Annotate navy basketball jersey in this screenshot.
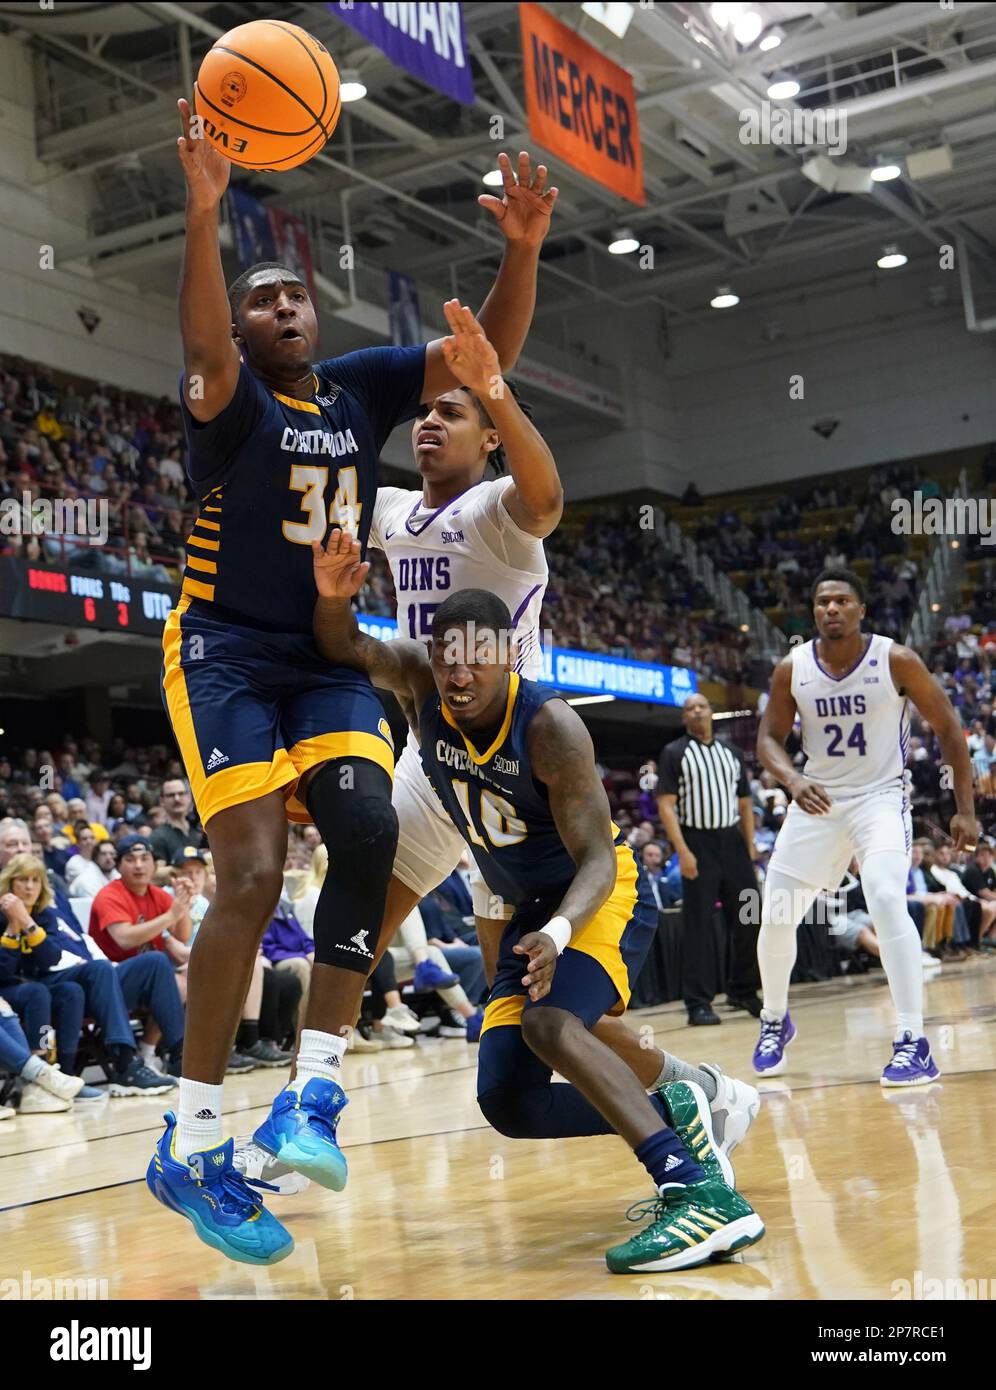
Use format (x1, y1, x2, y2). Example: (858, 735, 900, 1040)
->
(178, 345, 425, 633)
(418, 673, 617, 908)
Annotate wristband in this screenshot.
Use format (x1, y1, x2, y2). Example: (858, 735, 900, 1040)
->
(540, 915, 572, 955)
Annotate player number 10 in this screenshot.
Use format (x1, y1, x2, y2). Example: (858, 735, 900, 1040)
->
(452, 780, 527, 848)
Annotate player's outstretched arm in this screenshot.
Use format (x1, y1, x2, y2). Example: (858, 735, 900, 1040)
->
(438, 300, 563, 537)
(890, 644, 980, 850)
(175, 97, 240, 422)
(311, 531, 433, 727)
(757, 657, 832, 815)
(421, 152, 557, 400)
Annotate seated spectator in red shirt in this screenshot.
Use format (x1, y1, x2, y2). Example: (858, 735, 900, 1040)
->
(89, 836, 193, 1001)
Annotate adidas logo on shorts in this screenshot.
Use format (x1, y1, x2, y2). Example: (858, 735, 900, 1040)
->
(206, 747, 229, 771)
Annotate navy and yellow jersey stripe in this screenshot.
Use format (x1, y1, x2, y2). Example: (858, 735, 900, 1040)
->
(177, 345, 425, 634)
(417, 673, 641, 910)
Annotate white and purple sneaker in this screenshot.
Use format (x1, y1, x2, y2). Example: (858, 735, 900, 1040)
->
(880, 1032, 941, 1088)
(752, 1012, 796, 1076)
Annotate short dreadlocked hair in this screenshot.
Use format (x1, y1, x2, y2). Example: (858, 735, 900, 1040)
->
(464, 380, 534, 476)
(226, 262, 306, 320)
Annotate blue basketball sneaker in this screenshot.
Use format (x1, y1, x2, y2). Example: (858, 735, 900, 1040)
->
(881, 1032, 941, 1087)
(147, 1112, 293, 1265)
(253, 1077, 349, 1191)
(752, 1011, 796, 1076)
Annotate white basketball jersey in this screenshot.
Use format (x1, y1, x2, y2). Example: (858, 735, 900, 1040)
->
(369, 478, 548, 678)
(790, 633, 910, 799)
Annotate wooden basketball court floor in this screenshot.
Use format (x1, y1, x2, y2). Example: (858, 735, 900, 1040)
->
(2, 961, 994, 1301)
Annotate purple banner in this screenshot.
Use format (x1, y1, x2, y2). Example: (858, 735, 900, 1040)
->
(327, 2, 474, 105)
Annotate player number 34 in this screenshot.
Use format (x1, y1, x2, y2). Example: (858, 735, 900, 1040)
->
(282, 464, 362, 543)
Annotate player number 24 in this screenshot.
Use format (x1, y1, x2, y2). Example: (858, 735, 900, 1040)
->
(282, 464, 362, 544)
(824, 722, 867, 757)
(452, 780, 527, 849)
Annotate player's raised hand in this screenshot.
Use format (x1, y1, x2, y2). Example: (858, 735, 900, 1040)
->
(513, 931, 558, 1001)
(440, 300, 502, 399)
(312, 530, 370, 600)
(787, 773, 833, 815)
(950, 812, 982, 854)
(479, 151, 558, 247)
(176, 97, 231, 210)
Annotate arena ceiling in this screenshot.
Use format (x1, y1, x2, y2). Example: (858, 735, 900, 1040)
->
(5, 1, 996, 382)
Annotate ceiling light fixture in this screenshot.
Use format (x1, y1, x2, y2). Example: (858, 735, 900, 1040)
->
(608, 228, 640, 254)
(877, 246, 908, 269)
(339, 69, 367, 102)
(711, 287, 740, 308)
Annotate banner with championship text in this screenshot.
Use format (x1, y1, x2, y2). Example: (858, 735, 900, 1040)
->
(328, 1, 474, 104)
(518, 2, 645, 206)
(358, 615, 695, 706)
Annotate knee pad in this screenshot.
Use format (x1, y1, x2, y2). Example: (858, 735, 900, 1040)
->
(306, 758, 399, 888)
(306, 758, 399, 972)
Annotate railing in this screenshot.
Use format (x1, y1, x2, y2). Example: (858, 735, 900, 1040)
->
(655, 511, 788, 665)
(907, 469, 970, 649)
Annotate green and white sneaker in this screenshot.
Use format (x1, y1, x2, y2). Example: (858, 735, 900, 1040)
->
(654, 1079, 735, 1187)
(605, 1179, 765, 1273)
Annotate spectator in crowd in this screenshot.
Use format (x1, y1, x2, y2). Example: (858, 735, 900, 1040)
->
(85, 770, 113, 827)
(930, 841, 996, 946)
(0, 852, 178, 1094)
(961, 840, 996, 948)
(148, 778, 202, 866)
(61, 798, 109, 843)
(261, 895, 314, 1039)
(89, 835, 193, 993)
(0, 995, 85, 1114)
(641, 840, 682, 910)
(65, 823, 118, 897)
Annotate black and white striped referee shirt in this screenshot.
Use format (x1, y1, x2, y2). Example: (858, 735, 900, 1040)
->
(656, 734, 748, 830)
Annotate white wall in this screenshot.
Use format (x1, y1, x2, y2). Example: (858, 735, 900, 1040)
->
(667, 271, 996, 492)
(0, 34, 181, 394)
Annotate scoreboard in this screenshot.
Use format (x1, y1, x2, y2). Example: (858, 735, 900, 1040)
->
(0, 558, 175, 637)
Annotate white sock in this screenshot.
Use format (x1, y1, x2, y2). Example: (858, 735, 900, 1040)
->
(293, 1029, 346, 1090)
(175, 1079, 225, 1160)
(139, 1043, 157, 1068)
(758, 867, 822, 1016)
(860, 851, 924, 1041)
(20, 1054, 46, 1083)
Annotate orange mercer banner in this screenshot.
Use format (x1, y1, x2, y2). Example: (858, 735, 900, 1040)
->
(519, 2, 645, 206)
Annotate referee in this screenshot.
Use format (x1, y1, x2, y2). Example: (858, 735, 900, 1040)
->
(656, 693, 761, 1026)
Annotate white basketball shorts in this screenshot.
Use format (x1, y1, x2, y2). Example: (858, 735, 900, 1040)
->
(767, 784, 913, 890)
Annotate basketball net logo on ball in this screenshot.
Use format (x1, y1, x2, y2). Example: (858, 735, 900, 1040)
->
(193, 19, 341, 172)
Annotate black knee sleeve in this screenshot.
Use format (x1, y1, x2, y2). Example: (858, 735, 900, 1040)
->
(477, 1086, 539, 1140)
(306, 757, 399, 974)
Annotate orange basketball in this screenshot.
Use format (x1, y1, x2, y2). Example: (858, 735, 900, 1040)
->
(193, 19, 340, 172)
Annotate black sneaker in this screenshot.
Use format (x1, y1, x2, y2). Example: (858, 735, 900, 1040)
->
(726, 995, 763, 1018)
(226, 1049, 256, 1074)
(242, 1039, 293, 1068)
(688, 1005, 722, 1026)
(109, 1059, 177, 1097)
